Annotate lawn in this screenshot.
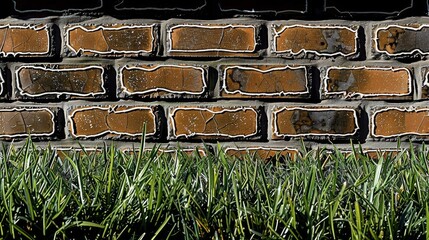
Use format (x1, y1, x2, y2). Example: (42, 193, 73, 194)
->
(1, 138, 429, 239)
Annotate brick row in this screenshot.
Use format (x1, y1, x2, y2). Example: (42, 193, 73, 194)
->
(3, 20, 429, 59)
(0, 62, 424, 101)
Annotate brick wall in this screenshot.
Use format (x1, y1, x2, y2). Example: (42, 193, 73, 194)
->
(1, 0, 429, 158)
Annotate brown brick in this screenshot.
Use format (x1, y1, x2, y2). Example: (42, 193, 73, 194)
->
(272, 24, 358, 57)
(272, 106, 359, 139)
(421, 67, 429, 99)
(220, 65, 309, 98)
(225, 147, 299, 160)
(0, 108, 55, 138)
(69, 106, 159, 139)
(375, 25, 429, 57)
(119, 64, 207, 98)
(323, 66, 412, 99)
(16, 65, 105, 99)
(167, 24, 259, 57)
(66, 24, 156, 56)
(0, 25, 50, 57)
(121, 147, 207, 157)
(371, 107, 429, 138)
(169, 106, 260, 140)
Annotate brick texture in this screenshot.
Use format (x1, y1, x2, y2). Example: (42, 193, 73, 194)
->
(0, 2, 428, 151)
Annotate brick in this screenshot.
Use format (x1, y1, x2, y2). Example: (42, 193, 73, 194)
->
(114, 0, 206, 11)
(421, 67, 429, 99)
(118, 64, 207, 98)
(271, 24, 358, 57)
(167, 24, 259, 57)
(0, 108, 55, 138)
(325, 0, 413, 17)
(121, 147, 207, 157)
(272, 106, 359, 139)
(218, 0, 307, 14)
(66, 24, 156, 56)
(0, 25, 50, 57)
(169, 106, 261, 140)
(15, 65, 106, 99)
(375, 25, 429, 57)
(69, 106, 160, 139)
(220, 65, 310, 98)
(371, 107, 429, 138)
(225, 147, 299, 160)
(13, 0, 103, 12)
(322, 66, 412, 99)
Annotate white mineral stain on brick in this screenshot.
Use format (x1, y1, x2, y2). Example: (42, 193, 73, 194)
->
(221, 65, 309, 96)
(167, 24, 257, 53)
(0, 108, 55, 137)
(16, 65, 106, 97)
(375, 24, 429, 56)
(66, 24, 155, 55)
(69, 106, 156, 138)
(272, 107, 359, 137)
(272, 24, 358, 56)
(119, 65, 207, 95)
(323, 66, 412, 98)
(371, 107, 429, 138)
(0, 25, 50, 56)
(169, 107, 259, 138)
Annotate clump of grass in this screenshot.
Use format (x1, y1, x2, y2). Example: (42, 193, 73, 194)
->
(1, 139, 429, 239)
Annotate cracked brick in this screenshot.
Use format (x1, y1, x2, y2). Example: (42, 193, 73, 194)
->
(69, 105, 161, 140)
(0, 25, 50, 57)
(169, 106, 261, 140)
(0, 108, 56, 138)
(119, 64, 207, 98)
(15, 65, 106, 99)
(66, 24, 156, 57)
(220, 65, 310, 99)
(167, 23, 260, 57)
(225, 147, 299, 160)
(271, 24, 358, 58)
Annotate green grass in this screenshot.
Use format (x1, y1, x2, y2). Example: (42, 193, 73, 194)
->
(1, 139, 429, 239)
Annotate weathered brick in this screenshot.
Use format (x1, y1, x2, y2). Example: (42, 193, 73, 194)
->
(272, 106, 359, 139)
(0, 108, 55, 138)
(118, 64, 207, 98)
(169, 106, 261, 140)
(114, 0, 206, 11)
(15, 65, 106, 99)
(0, 25, 50, 57)
(218, 0, 307, 14)
(421, 67, 429, 99)
(371, 107, 429, 138)
(167, 23, 259, 57)
(271, 24, 358, 57)
(225, 147, 299, 160)
(66, 24, 156, 56)
(69, 105, 160, 139)
(13, 0, 103, 12)
(121, 147, 207, 157)
(220, 65, 310, 98)
(325, 0, 413, 17)
(322, 66, 412, 99)
(375, 25, 429, 57)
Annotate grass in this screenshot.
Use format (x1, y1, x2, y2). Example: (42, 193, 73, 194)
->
(1, 138, 429, 239)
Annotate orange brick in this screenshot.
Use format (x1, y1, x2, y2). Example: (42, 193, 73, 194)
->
(69, 106, 160, 139)
(66, 24, 156, 56)
(0, 25, 50, 57)
(169, 106, 261, 140)
(323, 66, 412, 99)
(0, 108, 55, 138)
(225, 147, 299, 160)
(167, 24, 259, 57)
(272, 24, 358, 57)
(372, 107, 429, 138)
(220, 65, 309, 98)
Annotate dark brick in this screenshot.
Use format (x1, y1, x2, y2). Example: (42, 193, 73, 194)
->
(13, 0, 103, 12)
